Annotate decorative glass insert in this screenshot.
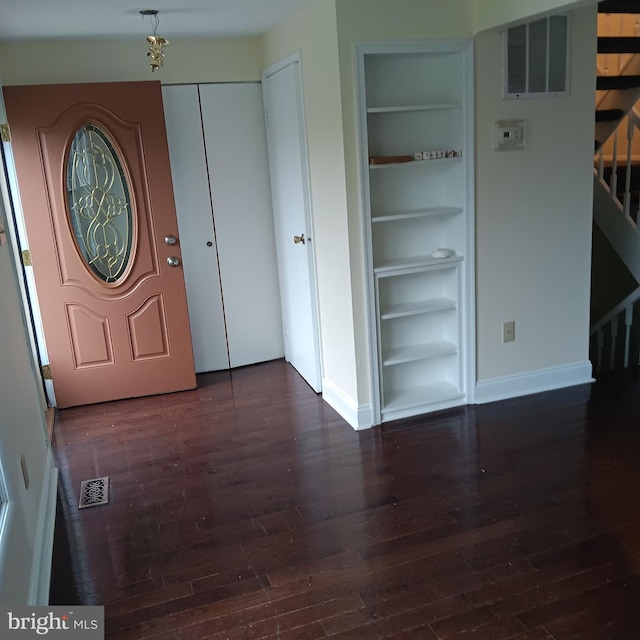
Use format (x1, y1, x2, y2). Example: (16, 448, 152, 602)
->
(66, 124, 133, 283)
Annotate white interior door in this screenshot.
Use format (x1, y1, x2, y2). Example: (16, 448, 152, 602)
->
(162, 85, 229, 373)
(262, 56, 322, 392)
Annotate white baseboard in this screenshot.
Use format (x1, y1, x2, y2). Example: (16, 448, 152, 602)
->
(475, 361, 594, 405)
(28, 448, 58, 605)
(322, 377, 373, 430)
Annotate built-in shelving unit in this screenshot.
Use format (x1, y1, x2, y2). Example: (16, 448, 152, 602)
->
(357, 41, 475, 425)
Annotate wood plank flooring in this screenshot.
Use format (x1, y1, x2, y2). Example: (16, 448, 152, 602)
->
(50, 360, 640, 639)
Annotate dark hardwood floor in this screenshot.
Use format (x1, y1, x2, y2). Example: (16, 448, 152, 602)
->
(50, 360, 640, 639)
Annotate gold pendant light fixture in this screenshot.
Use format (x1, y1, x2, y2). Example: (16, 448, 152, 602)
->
(139, 9, 168, 72)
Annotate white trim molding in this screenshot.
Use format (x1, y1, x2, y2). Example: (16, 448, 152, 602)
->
(475, 361, 594, 405)
(322, 377, 373, 431)
(28, 449, 58, 605)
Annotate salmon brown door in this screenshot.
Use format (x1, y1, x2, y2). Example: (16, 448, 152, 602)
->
(4, 81, 196, 407)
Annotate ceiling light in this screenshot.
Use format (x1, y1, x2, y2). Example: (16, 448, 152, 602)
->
(139, 9, 168, 72)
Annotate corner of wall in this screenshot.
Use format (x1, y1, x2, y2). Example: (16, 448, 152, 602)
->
(322, 377, 373, 430)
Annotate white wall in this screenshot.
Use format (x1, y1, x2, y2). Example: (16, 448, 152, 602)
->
(0, 173, 53, 603)
(0, 37, 263, 85)
(263, 0, 597, 422)
(474, 5, 597, 384)
(0, 0, 599, 432)
(263, 1, 361, 418)
(262, 0, 475, 421)
(473, 0, 595, 32)
(0, 0, 599, 605)
(335, 0, 475, 411)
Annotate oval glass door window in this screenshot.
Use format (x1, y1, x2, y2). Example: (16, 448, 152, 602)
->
(66, 124, 133, 283)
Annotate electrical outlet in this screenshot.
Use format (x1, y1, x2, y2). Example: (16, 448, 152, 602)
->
(503, 321, 515, 343)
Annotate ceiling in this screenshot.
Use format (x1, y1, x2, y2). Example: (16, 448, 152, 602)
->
(0, 0, 312, 41)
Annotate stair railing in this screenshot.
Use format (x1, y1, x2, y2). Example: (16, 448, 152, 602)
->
(595, 105, 640, 227)
(591, 285, 640, 373)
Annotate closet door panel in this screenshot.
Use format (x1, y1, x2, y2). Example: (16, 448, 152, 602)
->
(199, 83, 284, 368)
(162, 85, 229, 373)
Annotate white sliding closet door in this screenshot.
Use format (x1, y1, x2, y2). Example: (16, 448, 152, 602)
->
(163, 83, 283, 372)
(162, 84, 228, 373)
(199, 84, 283, 368)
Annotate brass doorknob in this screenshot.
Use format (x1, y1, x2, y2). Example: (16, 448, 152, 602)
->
(294, 233, 305, 245)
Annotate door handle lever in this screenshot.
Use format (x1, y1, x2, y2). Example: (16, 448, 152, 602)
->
(294, 233, 305, 245)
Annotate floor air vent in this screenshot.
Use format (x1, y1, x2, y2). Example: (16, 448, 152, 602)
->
(78, 476, 110, 509)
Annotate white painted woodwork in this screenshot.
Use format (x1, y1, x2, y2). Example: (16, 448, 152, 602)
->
(0, 79, 54, 405)
(262, 57, 322, 392)
(0, 92, 55, 601)
(590, 285, 640, 373)
(593, 111, 640, 371)
(163, 83, 284, 372)
(199, 83, 283, 368)
(162, 85, 229, 373)
(356, 41, 475, 424)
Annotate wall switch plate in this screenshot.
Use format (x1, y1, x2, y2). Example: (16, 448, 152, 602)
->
(503, 320, 515, 343)
(495, 120, 525, 151)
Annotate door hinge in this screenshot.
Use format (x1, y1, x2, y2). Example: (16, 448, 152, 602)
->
(0, 123, 11, 143)
(41, 364, 52, 380)
(265, 108, 270, 127)
(21, 249, 32, 266)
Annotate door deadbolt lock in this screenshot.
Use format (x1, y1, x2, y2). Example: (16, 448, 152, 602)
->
(167, 256, 181, 267)
(294, 233, 305, 245)
(164, 234, 178, 246)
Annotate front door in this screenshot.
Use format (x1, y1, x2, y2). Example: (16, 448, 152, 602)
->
(4, 81, 196, 408)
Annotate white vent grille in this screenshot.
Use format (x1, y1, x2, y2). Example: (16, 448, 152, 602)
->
(505, 15, 569, 98)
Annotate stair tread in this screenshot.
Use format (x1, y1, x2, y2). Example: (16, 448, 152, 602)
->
(598, 0, 640, 14)
(598, 36, 640, 54)
(596, 108, 625, 122)
(597, 75, 640, 90)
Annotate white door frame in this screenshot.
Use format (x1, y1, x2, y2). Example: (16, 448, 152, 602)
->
(261, 51, 323, 391)
(0, 80, 54, 407)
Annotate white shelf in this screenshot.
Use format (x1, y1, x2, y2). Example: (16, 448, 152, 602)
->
(382, 382, 464, 413)
(370, 156, 462, 170)
(367, 103, 461, 114)
(374, 254, 462, 273)
(382, 340, 457, 366)
(380, 297, 456, 320)
(372, 206, 462, 223)
(358, 41, 473, 425)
